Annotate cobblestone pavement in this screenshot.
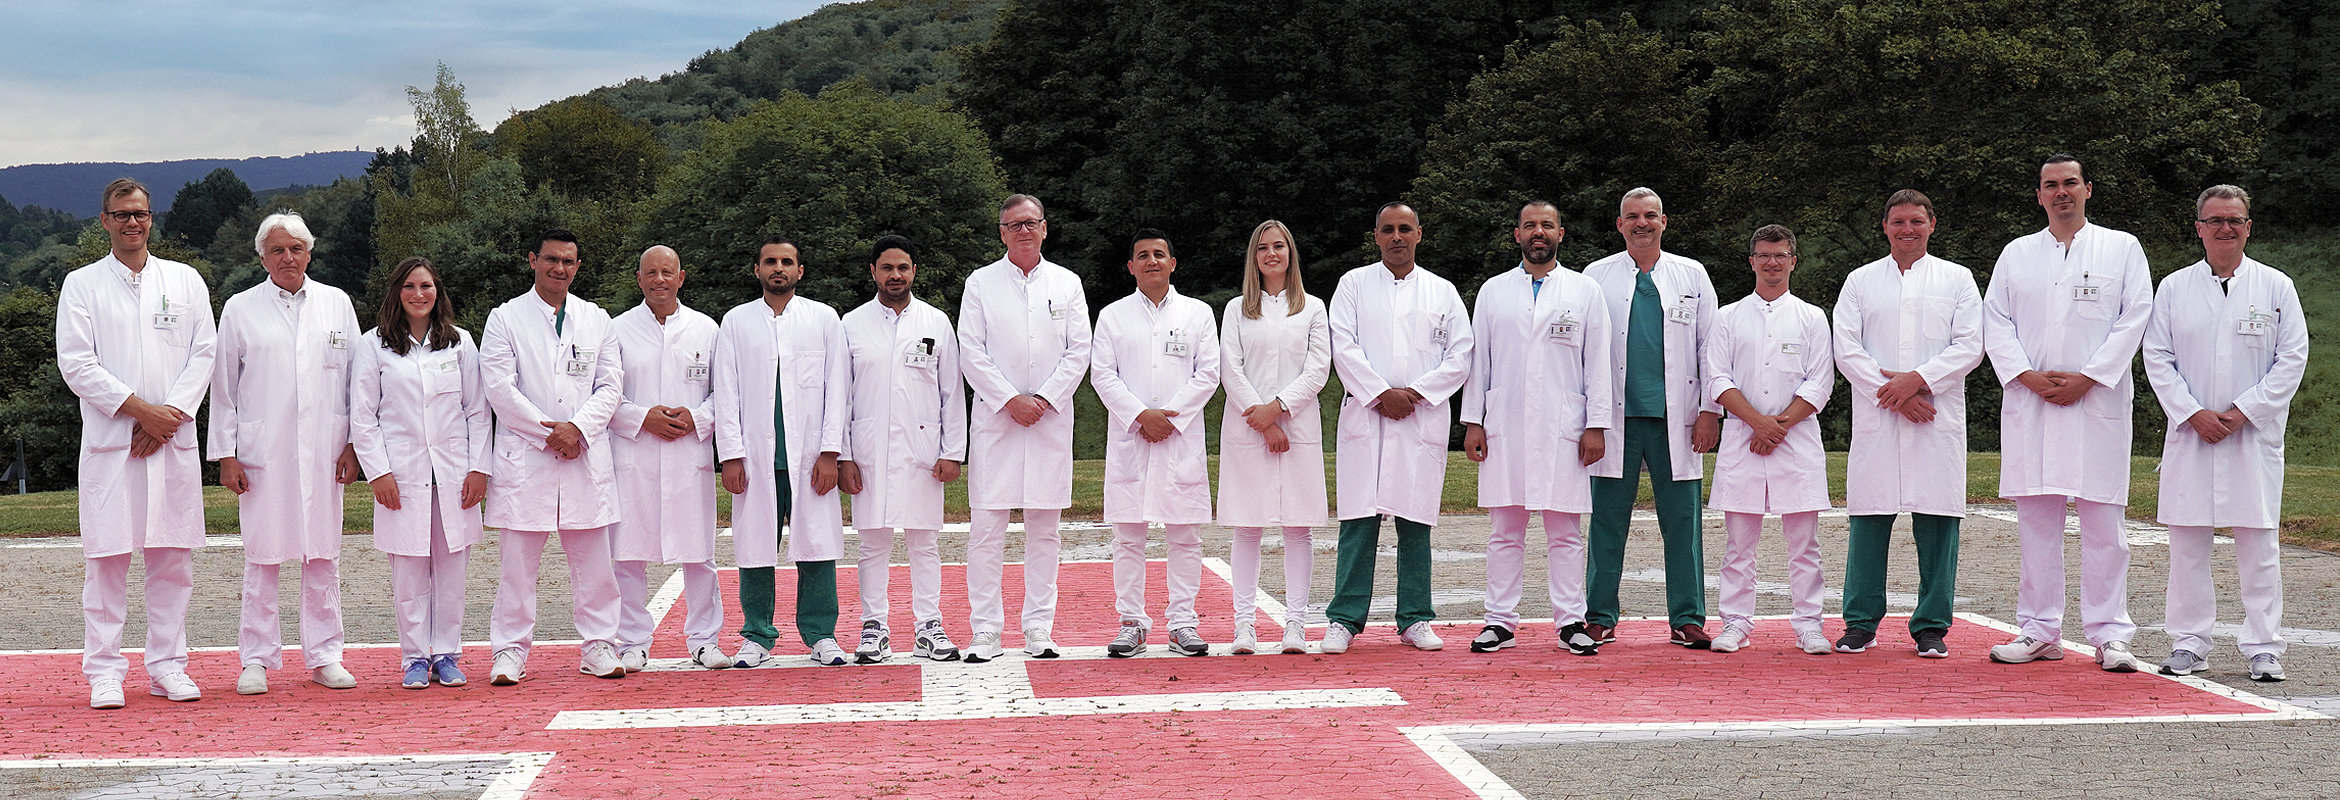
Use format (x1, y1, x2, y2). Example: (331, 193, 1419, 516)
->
(0, 506, 2332, 798)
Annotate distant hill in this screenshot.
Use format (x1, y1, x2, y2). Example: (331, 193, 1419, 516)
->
(0, 151, 376, 218)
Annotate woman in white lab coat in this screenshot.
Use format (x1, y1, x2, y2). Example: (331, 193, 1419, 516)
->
(1216, 221, 1330, 655)
(351, 257, 491, 689)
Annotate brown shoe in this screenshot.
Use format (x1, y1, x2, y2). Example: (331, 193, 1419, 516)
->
(1583, 623, 1615, 645)
(1671, 623, 1712, 649)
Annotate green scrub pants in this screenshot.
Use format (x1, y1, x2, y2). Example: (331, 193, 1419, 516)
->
(1587, 416, 1707, 628)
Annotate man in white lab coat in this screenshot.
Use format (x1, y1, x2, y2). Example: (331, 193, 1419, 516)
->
(956, 194, 1091, 662)
(1092, 229, 1222, 657)
(1983, 155, 2154, 672)
(838, 235, 968, 663)
(2145, 185, 2308, 682)
(1323, 202, 1474, 654)
(479, 229, 629, 683)
(713, 236, 853, 667)
(1460, 201, 1611, 656)
(1584, 187, 1721, 650)
(609, 246, 729, 671)
(1832, 190, 1984, 659)
(211, 212, 366, 695)
(1702, 225, 1833, 656)
(56, 178, 216, 709)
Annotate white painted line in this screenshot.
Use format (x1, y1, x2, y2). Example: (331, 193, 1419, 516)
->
(0, 751, 556, 800)
(644, 568, 686, 630)
(1201, 556, 1292, 622)
(1621, 568, 1967, 608)
(477, 751, 555, 800)
(1402, 727, 1527, 800)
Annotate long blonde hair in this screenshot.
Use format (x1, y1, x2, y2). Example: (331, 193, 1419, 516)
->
(1239, 219, 1306, 319)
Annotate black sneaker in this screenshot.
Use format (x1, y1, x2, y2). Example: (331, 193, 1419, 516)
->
(1558, 622, 1599, 656)
(1913, 629, 1949, 659)
(1834, 627, 1876, 654)
(1469, 625, 1516, 653)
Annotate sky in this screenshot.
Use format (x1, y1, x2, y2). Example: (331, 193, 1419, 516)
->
(0, 1, 829, 169)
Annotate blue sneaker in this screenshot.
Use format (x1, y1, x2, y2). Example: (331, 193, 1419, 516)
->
(431, 655, 467, 687)
(402, 659, 431, 689)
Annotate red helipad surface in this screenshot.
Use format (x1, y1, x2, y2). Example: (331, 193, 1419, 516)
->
(0, 561, 2302, 799)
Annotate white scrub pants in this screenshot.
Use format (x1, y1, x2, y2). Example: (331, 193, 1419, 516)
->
(2013, 494, 2137, 646)
(2165, 525, 2285, 658)
(387, 497, 468, 662)
(966, 508, 1060, 636)
(240, 558, 345, 670)
(490, 526, 623, 658)
(1232, 526, 1313, 628)
(83, 547, 194, 684)
(613, 559, 723, 655)
(1483, 507, 1589, 630)
(858, 528, 943, 627)
(1716, 510, 1825, 635)
(1111, 522, 1203, 631)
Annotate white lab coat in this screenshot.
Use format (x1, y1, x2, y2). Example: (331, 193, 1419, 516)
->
(1215, 292, 1331, 528)
(479, 292, 625, 532)
(1091, 288, 1221, 525)
(840, 296, 967, 532)
(1704, 292, 1834, 515)
(1583, 251, 1720, 481)
(712, 296, 850, 567)
(208, 280, 361, 564)
(1984, 224, 2153, 504)
(609, 303, 720, 564)
(957, 257, 1091, 510)
(350, 327, 491, 556)
(55, 254, 216, 557)
(1329, 262, 1474, 524)
(1832, 255, 1985, 517)
(2143, 258, 2309, 529)
(1461, 265, 1615, 513)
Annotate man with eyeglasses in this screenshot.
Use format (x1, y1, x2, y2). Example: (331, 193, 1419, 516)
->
(956, 194, 1090, 662)
(56, 178, 217, 709)
(2144, 185, 2307, 682)
(1982, 154, 2154, 672)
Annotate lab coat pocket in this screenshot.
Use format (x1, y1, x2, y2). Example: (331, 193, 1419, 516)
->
(2072, 283, 2119, 322)
(788, 351, 826, 390)
(234, 420, 270, 468)
(908, 421, 943, 467)
(1920, 301, 1954, 342)
(1104, 428, 1143, 485)
(1337, 398, 1374, 442)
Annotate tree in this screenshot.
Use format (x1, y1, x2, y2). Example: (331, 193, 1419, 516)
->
(2184, 0, 2340, 226)
(407, 62, 481, 198)
(496, 98, 666, 200)
(0, 287, 79, 492)
(163, 167, 256, 252)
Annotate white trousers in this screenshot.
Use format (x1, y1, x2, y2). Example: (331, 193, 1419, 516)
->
(1232, 526, 1313, 626)
(614, 559, 724, 654)
(490, 526, 623, 657)
(858, 528, 943, 627)
(241, 558, 345, 670)
(2014, 494, 2137, 646)
(1483, 507, 1589, 630)
(2165, 525, 2285, 658)
(387, 489, 467, 661)
(1716, 511, 1825, 634)
(1111, 522, 1203, 630)
(966, 508, 1060, 635)
(83, 548, 194, 684)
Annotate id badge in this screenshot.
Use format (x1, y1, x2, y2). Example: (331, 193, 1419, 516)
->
(1780, 341, 1803, 356)
(2071, 282, 2102, 302)
(1429, 325, 1450, 348)
(327, 330, 348, 350)
(1047, 300, 1065, 321)
(152, 311, 180, 331)
(2237, 309, 2271, 336)
(439, 358, 460, 374)
(565, 357, 592, 377)
(685, 364, 711, 381)
(1548, 313, 1579, 344)
(1164, 330, 1191, 358)
(1667, 298, 1696, 324)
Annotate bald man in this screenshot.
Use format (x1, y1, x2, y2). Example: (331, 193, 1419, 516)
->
(608, 246, 731, 670)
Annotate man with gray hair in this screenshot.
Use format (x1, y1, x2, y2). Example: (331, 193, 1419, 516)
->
(211, 211, 366, 695)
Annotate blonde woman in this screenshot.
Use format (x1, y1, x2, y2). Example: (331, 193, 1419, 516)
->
(1216, 220, 1331, 653)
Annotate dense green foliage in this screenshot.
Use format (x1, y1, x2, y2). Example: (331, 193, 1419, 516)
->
(163, 167, 257, 253)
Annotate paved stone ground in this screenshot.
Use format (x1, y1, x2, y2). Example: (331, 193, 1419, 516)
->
(0, 504, 2332, 798)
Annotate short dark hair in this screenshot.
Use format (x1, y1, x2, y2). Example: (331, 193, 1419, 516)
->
(1518, 200, 1558, 223)
(1129, 228, 1175, 260)
(1375, 202, 1417, 225)
(535, 228, 580, 255)
(101, 178, 149, 212)
(757, 235, 798, 263)
(2043, 153, 2084, 181)
(1884, 189, 1934, 219)
(870, 234, 916, 264)
(1750, 224, 1796, 252)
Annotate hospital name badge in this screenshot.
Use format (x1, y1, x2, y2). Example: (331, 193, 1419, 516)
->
(1547, 315, 1579, 343)
(2237, 309, 2273, 336)
(1163, 331, 1191, 357)
(685, 364, 711, 381)
(565, 357, 593, 377)
(327, 331, 348, 350)
(2071, 282, 2103, 302)
(152, 311, 180, 331)
(1667, 299, 1696, 324)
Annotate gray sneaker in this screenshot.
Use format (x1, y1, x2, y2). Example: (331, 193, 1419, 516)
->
(1169, 627, 1209, 656)
(914, 620, 960, 662)
(855, 620, 891, 664)
(1107, 620, 1149, 658)
(2159, 649, 2208, 676)
(2250, 653, 2287, 682)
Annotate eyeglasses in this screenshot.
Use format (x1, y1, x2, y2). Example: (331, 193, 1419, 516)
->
(1749, 253, 1797, 262)
(2197, 217, 2250, 228)
(105, 210, 152, 223)
(999, 219, 1044, 233)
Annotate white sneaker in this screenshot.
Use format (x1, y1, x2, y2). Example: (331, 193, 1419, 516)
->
(491, 649, 527, 685)
(311, 663, 357, 689)
(1278, 624, 1309, 654)
(732, 640, 771, 669)
(236, 664, 269, 695)
(1797, 630, 1832, 656)
(148, 672, 200, 702)
(2250, 653, 2288, 682)
(1230, 621, 1258, 655)
(914, 621, 960, 661)
(1398, 622, 1444, 651)
(693, 644, 734, 669)
(810, 638, 849, 666)
(1321, 624, 1354, 654)
(1107, 620, 1149, 658)
(1023, 627, 1059, 659)
(90, 679, 125, 710)
(580, 642, 628, 678)
(2096, 640, 2141, 673)
(1710, 622, 1752, 653)
(855, 621, 892, 664)
(619, 647, 649, 673)
(1988, 635, 2064, 664)
(964, 631, 1005, 663)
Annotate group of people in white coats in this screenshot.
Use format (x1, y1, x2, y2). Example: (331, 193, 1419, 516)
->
(53, 157, 2306, 711)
